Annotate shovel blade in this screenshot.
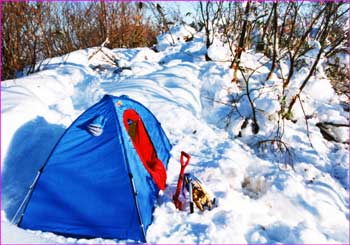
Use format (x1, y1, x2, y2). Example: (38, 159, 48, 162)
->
(173, 195, 185, 210)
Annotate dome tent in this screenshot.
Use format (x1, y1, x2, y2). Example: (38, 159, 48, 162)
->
(13, 95, 172, 242)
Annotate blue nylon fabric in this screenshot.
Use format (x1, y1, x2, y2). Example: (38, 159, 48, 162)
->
(19, 95, 172, 242)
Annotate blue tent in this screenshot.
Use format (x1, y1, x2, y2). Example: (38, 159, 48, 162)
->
(15, 95, 172, 242)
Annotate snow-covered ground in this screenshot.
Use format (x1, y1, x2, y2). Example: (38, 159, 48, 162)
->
(1, 25, 349, 244)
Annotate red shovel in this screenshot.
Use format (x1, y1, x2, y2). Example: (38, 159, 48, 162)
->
(173, 151, 191, 210)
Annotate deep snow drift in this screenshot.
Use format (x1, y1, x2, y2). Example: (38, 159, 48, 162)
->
(1, 25, 349, 244)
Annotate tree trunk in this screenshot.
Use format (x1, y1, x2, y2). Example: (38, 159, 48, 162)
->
(283, 5, 326, 89)
(266, 2, 278, 81)
(231, 1, 251, 83)
(258, 3, 273, 52)
(284, 3, 333, 118)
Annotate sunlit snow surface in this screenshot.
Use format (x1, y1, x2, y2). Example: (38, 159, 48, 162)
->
(1, 25, 349, 244)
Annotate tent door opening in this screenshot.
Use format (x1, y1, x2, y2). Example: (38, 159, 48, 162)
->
(123, 109, 166, 190)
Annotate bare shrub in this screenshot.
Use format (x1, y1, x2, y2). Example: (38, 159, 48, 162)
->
(2, 2, 157, 80)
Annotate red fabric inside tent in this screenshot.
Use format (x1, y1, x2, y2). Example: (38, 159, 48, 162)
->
(123, 109, 167, 190)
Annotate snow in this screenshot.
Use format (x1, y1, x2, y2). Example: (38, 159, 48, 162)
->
(306, 78, 338, 103)
(1, 24, 349, 244)
(156, 24, 196, 52)
(207, 39, 231, 62)
(2, 220, 54, 244)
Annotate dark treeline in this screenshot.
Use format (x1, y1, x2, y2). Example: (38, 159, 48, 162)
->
(2, 1, 157, 80)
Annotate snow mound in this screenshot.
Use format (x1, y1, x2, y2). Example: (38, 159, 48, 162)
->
(305, 78, 338, 103)
(88, 47, 119, 70)
(207, 39, 231, 62)
(157, 24, 196, 52)
(130, 48, 161, 63)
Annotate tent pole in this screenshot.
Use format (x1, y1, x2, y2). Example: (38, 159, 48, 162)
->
(11, 170, 42, 225)
(129, 173, 147, 243)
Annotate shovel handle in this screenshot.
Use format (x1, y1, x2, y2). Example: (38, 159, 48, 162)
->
(180, 151, 190, 167)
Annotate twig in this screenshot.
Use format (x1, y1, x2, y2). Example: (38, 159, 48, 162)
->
(257, 138, 294, 170)
(201, 95, 243, 128)
(239, 67, 260, 134)
(297, 94, 314, 148)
